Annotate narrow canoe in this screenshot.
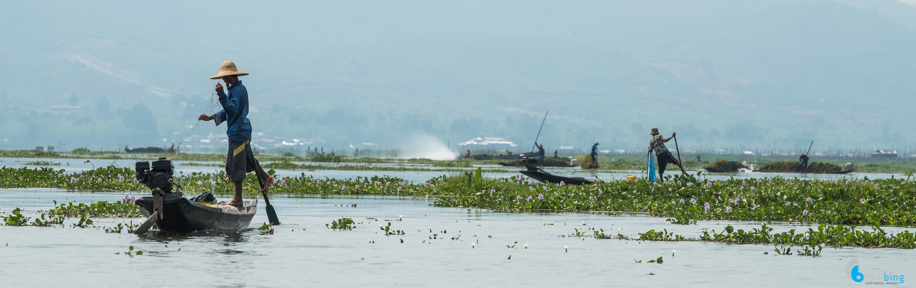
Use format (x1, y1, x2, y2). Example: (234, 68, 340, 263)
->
(520, 170, 594, 185)
(135, 194, 256, 233)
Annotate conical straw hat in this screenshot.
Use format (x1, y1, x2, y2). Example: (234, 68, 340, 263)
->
(210, 61, 249, 79)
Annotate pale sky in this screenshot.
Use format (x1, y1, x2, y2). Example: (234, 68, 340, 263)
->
(899, 0, 916, 5)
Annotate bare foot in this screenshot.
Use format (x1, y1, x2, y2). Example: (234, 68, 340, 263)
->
(223, 200, 243, 207)
(261, 175, 273, 194)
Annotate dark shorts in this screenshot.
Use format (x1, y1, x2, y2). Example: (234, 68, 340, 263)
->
(227, 140, 257, 182)
(656, 151, 679, 174)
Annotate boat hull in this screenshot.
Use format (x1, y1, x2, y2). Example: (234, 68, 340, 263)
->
(135, 195, 257, 232)
(520, 170, 594, 185)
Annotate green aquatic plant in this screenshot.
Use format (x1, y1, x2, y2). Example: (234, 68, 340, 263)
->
(118, 245, 143, 256)
(72, 213, 94, 228)
(48, 200, 141, 218)
(381, 222, 404, 235)
(30, 213, 65, 226)
(327, 217, 356, 230)
(2, 208, 30, 226)
(24, 160, 60, 166)
(258, 222, 275, 235)
(638, 229, 688, 241)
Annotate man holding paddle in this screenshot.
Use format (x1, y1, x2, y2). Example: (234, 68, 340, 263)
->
(648, 128, 689, 180)
(197, 61, 273, 206)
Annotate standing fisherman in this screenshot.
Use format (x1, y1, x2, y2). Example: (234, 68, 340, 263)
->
(534, 141, 546, 168)
(799, 152, 810, 171)
(197, 61, 272, 206)
(591, 141, 599, 162)
(648, 128, 689, 179)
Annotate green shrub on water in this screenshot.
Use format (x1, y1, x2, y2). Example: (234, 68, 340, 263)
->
(71, 147, 92, 154)
(758, 161, 843, 173)
(327, 217, 356, 230)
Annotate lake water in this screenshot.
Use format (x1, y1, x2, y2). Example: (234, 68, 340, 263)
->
(0, 189, 910, 287)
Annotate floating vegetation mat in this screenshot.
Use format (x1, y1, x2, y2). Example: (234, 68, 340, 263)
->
(758, 161, 843, 173)
(586, 223, 916, 250)
(704, 160, 746, 172)
(580, 156, 599, 169)
(4, 167, 916, 227)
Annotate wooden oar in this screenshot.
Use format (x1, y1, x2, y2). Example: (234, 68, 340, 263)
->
(254, 158, 280, 225)
(134, 211, 158, 235)
(673, 134, 689, 177)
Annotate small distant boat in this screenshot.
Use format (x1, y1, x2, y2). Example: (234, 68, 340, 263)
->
(520, 170, 594, 185)
(135, 193, 256, 232)
(516, 157, 594, 185)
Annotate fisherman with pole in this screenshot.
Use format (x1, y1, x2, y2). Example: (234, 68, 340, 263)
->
(197, 61, 273, 206)
(527, 111, 549, 169)
(648, 128, 689, 180)
(799, 141, 813, 172)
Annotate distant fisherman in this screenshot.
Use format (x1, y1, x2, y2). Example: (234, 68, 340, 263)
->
(799, 152, 809, 171)
(534, 141, 546, 168)
(198, 61, 272, 206)
(648, 128, 689, 179)
(591, 141, 599, 162)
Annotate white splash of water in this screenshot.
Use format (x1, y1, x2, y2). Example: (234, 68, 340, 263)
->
(397, 134, 457, 160)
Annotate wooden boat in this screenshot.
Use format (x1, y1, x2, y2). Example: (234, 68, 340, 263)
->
(520, 170, 594, 185)
(135, 193, 257, 232)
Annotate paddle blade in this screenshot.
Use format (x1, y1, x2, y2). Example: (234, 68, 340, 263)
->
(134, 211, 158, 235)
(263, 193, 280, 225)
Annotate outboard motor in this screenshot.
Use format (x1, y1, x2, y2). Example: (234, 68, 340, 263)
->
(135, 157, 175, 194)
(135, 157, 179, 221)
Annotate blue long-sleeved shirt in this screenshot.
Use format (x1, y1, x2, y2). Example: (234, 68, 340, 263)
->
(212, 81, 252, 142)
(591, 144, 598, 156)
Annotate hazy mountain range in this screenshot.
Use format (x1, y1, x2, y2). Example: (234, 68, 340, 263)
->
(1, 0, 915, 153)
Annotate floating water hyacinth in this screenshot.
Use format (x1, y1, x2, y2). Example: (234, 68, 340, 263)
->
(97, 178, 102, 183)
(690, 198, 696, 204)
(706, 182, 713, 187)
(726, 206, 732, 213)
(123, 194, 136, 203)
(803, 209, 808, 215)
(704, 202, 710, 212)
(527, 196, 533, 201)
(281, 179, 287, 187)
(750, 186, 755, 190)
(490, 189, 495, 197)
(679, 199, 685, 204)
(806, 197, 813, 203)
(559, 181, 565, 185)
(516, 195, 522, 200)
(70, 177, 77, 183)
(537, 193, 545, 200)
(118, 174, 124, 181)
(197, 180, 203, 185)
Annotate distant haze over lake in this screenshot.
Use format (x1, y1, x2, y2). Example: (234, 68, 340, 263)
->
(1, 0, 915, 153)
